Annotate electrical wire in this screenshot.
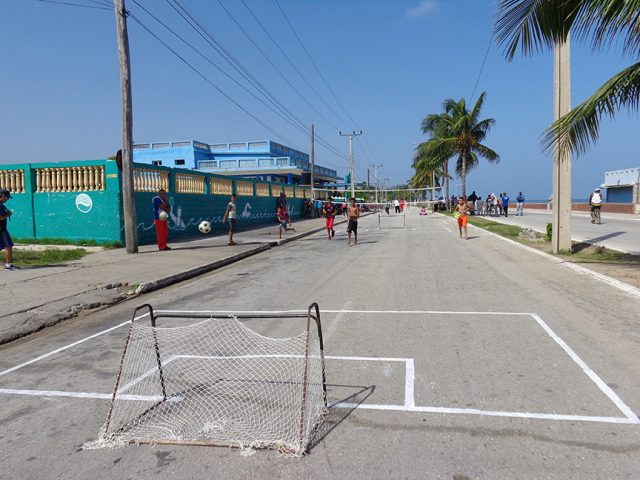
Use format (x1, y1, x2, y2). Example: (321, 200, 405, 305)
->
(34, 0, 110, 10)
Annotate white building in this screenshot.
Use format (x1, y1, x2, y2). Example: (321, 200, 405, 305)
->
(602, 167, 640, 212)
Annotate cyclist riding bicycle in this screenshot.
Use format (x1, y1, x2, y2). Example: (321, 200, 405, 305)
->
(589, 187, 603, 224)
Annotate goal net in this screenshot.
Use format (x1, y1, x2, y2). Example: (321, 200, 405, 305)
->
(97, 304, 327, 456)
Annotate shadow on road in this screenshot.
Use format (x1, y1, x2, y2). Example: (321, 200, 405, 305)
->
(574, 231, 625, 252)
(307, 384, 375, 452)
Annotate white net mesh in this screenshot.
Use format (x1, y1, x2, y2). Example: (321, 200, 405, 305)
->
(98, 311, 326, 455)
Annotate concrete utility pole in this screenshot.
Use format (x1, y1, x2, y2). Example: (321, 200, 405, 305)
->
(552, 37, 572, 253)
(339, 130, 362, 198)
(114, 0, 138, 253)
(310, 123, 315, 199)
(370, 163, 383, 203)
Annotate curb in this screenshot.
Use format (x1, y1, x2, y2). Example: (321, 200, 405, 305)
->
(136, 244, 271, 294)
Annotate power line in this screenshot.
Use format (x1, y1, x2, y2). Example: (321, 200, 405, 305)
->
(165, 0, 348, 164)
(273, 0, 357, 128)
(34, 0, 110, 10)
(470, 29, 494, 102)
(128, 13, 301, 149)
(215, 0, 343, 133)
(238, 0, 350, 129)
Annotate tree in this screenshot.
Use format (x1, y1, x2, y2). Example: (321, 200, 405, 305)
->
(419, 92, 499, 198)
(495, 0, 640, 157)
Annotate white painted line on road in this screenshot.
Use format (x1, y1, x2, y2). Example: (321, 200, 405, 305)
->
(404, 359, 415, 408)
(0, 316, 144, 379)
(1, 387, 634, 425)
(333, 402, 639, 425)
(455, 216, 640, 300)
(530, 313, 639, 422)
(154, 309, 533, 316)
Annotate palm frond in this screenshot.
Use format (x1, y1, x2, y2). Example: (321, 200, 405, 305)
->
(542, 61, 640, 156)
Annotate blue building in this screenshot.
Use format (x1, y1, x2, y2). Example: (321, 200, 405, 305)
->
(133, 140, 340, 185)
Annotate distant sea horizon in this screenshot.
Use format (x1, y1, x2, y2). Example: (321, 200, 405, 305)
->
(527, 199, 588, 203)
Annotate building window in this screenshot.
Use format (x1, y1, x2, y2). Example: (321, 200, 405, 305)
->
(174, 159, 186, 166)
(152, 160, 163, 166)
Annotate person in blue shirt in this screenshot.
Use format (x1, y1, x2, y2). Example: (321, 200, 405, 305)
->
(0, 189, 19, 270)
(501, 192, 510, 217)
(516, 192, 525, 216)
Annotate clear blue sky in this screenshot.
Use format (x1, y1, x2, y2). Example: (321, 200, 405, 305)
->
(1, 0, 638, 199)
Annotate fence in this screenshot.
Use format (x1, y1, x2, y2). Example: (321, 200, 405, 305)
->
(0, 160, 311, 245)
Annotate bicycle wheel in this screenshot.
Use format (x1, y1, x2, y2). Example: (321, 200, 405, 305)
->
(595, 209, 601, 224)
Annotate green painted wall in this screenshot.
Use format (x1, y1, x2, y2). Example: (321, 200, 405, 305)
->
(0, 164, 35, 239)
(1, 160, 310, 245)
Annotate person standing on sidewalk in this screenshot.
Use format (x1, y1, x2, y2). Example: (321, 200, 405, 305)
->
(322, 196, 336, 240)
(516, 191, 525, 216)
(0, 189, 19, 270)
(347, 198, 360, 246)
(501, 192, 510, 217)
(223, 193, 238, 245)
(152, 189, 171, 251)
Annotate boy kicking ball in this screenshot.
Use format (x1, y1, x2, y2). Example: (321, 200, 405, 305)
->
(0, 189, 19, 271)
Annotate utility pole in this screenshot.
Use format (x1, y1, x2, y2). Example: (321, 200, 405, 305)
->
(339, 130, 362, 198)
(370, 163, 383, 203)
(552, 36, 572, 253)
(310, 123, 315, 199)
(114, 0, 138, 253)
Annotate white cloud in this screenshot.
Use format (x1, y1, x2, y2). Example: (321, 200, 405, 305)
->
(405, 0, 440, 18)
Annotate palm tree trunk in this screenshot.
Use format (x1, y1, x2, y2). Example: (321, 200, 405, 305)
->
(461, 153, 467, 199)
(444, 160, 450, 209)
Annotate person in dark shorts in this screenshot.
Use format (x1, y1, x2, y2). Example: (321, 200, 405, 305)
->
(223, 193, 237, 245)
(322, 196, 336, 240)
(347, 197, 359, 246)
(0, 189, 19, 270)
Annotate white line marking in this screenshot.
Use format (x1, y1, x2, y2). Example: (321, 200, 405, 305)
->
(154, 309, 532, 316)
(0, 388, 170, 402)
(404, 359, 415, 408)
(447, 214, 640, 299)
(0, 317, 141, 378)
(333, 402, 639, 425)
(1, 388, 635, 425)
(530, 313, 639, 422)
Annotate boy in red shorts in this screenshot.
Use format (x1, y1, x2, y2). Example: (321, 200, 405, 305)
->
(454, 197, 469, 240)
(322, 197, 336, 240)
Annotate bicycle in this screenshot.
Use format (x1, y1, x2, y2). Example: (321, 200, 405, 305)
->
(592, 207, 601, 224)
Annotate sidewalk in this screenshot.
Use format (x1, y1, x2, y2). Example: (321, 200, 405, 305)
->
(0, 216, 344, 344)
(479, 209, 640, 255)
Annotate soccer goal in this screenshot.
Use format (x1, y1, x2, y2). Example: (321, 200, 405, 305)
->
(98, 304, 327, 455)
(378, 213, 406, 229)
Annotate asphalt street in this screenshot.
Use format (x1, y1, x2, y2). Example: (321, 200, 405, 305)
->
(486, 209, 640, 255)
(1, 211, 639, 479)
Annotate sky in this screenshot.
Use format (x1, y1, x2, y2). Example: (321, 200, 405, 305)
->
(1, 0, 638, 200)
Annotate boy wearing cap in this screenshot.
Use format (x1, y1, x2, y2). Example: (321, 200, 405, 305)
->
(0, 189, 19, 270)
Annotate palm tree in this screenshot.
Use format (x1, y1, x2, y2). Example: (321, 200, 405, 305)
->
(412, 141, 449, 202)
(420, 92, 499, 198)
(495, 0, 640, 157)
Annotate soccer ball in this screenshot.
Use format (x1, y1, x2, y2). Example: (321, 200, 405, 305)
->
(158, 210, 169, 221)
(198, 221, 212, 234)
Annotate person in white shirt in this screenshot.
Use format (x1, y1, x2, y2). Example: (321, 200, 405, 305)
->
(223, 193, 237, 245)
(589, 188, 603, 224)
(393, 198, 400, 214)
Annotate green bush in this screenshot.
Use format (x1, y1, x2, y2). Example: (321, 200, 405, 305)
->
(545, 223, 552, 242)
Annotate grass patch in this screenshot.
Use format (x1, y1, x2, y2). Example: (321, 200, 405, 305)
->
(463, 216, 522, 239)
(13, 237, 123, 249)
(442, 212, 640, 265)
(10, 248, 88, 267)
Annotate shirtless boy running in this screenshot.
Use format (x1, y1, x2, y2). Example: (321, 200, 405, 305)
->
(347, 198, 360, 245)
(454, 197, 469, 240)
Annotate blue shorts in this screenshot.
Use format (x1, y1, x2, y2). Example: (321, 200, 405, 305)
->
(0, 230, 13, 250)
(279, 221, 287, 229)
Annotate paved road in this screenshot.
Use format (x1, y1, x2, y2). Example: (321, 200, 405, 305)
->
(1, 212, 639, 479)
(486, 209, 640, 254)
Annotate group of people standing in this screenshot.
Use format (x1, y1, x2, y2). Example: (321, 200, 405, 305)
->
(459, 191, 525, 217)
